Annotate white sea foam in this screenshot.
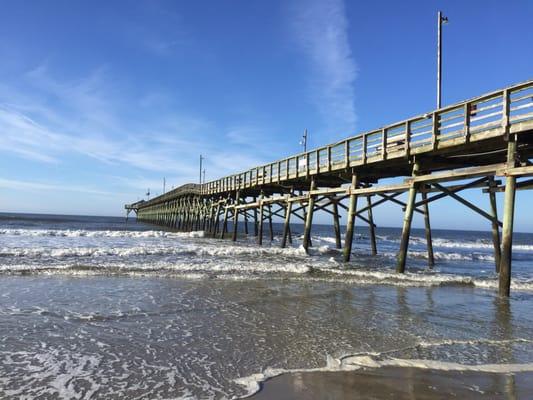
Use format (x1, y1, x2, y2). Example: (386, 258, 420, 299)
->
(380, 234, 533, 252)
(379, 250, 495, 262)
(0, 259, 312, 275)
(0, 228, 205, 239)
(0, 242, 307, 259)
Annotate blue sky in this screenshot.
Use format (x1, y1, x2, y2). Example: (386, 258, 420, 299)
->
(0, 0, 532, 230)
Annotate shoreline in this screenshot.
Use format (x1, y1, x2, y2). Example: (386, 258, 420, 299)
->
(249, 367, 533, 399)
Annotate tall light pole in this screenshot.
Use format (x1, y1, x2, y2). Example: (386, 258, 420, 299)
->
(437, 11, 448, 109)
(163, 177, 166, 194)
(199, 155, 204, 184)
(202, 169, 206, 184)
(300, 129, 308, 153)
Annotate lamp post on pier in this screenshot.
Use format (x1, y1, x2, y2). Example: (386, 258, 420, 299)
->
(437, 11, 448, 109)
(199, 155, 204, 184)
(300, 129, 308, 153)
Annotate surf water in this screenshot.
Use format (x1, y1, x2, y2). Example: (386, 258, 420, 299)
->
(1, 212, 533, 398)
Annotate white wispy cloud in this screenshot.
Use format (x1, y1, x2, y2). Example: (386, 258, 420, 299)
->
(0, 178, 125, 197)
(0, 64, 274, 197)
(288, 0, 358, 139)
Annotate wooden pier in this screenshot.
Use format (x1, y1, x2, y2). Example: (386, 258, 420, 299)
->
(126, 80, 533, 297)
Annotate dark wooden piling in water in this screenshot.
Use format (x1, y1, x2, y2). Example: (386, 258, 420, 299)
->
(421, 190, 434, 267)
(499, 139, 517, 297)
(366, 195, 377, 255)
(488, 177, 502, 272)
(258, 192, 264, 245)
(302, 180, 316, 252)
(332, 200, 342, 250)
(281, 199, 292, 248)
(397, 162, 419, 273)
(232, 191, 240, 241)
(343, 174, 359, 262)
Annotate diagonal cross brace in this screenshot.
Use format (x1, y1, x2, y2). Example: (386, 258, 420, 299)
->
(432, 182, 502, 227)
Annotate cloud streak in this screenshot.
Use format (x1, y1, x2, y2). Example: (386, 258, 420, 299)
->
(0, 178, 125, 197)
(0, 64, 274, 196)
(289, 0, 357, 139)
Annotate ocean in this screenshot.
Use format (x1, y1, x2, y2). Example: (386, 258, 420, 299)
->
(1, 212, 533, 398)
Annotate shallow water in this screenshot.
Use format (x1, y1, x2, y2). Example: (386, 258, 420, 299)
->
(1, 213, 533, 399)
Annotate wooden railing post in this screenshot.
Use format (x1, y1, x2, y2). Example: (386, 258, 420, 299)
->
(362, 134, 367, 164)
(345, 140, 350, 168)
(502, 89, 511, 140)
(464, 102, 471, 143)
(432, 112, 438, 150)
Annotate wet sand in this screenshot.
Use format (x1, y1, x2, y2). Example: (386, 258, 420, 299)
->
(250, 367, 533, 399)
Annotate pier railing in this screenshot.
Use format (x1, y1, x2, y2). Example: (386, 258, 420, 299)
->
(202, 80, 533, 195)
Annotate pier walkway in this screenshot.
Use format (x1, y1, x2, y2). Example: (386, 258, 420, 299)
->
(126, 80, 533, 296)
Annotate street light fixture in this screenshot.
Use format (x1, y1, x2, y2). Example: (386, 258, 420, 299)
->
(199, 155, 204, 184)
(437, 11, 448, 109)
(299, 129, 308, 153)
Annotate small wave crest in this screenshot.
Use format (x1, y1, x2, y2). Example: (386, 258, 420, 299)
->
(0, 228, 205, 239)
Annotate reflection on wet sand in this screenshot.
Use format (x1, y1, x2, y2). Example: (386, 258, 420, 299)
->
(252, 368, 531, 400)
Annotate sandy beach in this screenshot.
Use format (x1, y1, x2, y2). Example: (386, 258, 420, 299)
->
(251, 367, 533, 399)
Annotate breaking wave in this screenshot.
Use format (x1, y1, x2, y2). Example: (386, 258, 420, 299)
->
(0, 244, 307, 258)
(0, 228, 205, 239)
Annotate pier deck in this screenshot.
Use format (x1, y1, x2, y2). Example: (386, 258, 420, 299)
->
(126, 80, 533, 296)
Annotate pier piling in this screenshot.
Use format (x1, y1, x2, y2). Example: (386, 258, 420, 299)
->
(343, 174, 359, 262)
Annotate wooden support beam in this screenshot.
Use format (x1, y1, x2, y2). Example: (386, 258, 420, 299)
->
(268, 203, 274, 241)
(244, 201, 249, 235)
(377, 193, 424, 215)
(397, 162, 419, 273)
(498, 165, 533, 177)
(258, 192, 264, 245)
(421, 191, 435, 268)
(499, 140, 517, 297)
(302, 180, 316, 253)
(367, 196, 377, 255)
(349, 183, 411, 196)
(488, 177, 501, 272)
(213, 202, 221, 235)
(432, 182, 502, 227)
(281, 199, 292, 248)
(220, 204, 229, 239)
(253, 196, 258, 236)
(343, 174, 359, 262)
(410, 163, 506, 184)
(486, 178, 533, 192)
(232, 191, 240, 241)
(332, 200, 342, 249)
(415, 177, 489, 208)
(356, 192, 401, 215)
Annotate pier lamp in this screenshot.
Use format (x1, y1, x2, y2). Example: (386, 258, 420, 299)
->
(437, 11, 448, 109)
(300, 129, 308, 153)
(199, 155, 204, 184)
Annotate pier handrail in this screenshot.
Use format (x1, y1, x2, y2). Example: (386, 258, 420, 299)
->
(138, 79, 533, 206)
(201, 79, 532, 195)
